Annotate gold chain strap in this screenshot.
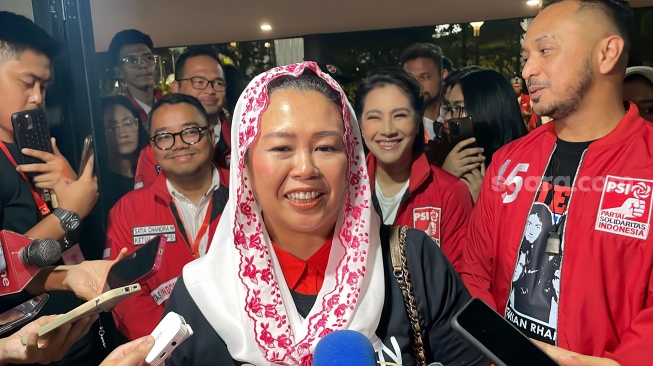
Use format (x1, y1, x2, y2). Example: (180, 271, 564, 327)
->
(389, 225, 426, 366)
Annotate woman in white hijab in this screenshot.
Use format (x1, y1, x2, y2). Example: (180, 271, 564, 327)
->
(163, 62, 484, 366)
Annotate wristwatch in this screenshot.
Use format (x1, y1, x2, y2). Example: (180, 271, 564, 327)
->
(52, 208, 81, 232)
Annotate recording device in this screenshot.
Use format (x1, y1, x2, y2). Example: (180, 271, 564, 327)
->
(0, 294, 49, 336)
(78, 134, 94, 176)
(21, 284, 141, 345)
(447, 116, 477, 147)
(451, 298, 560, 366)
(145, 312, 194, 366)
(313, 330, 376, 366)
(11, 109, 54, 165)
(0, 230, 62, 298)
(106, 235, 166, 289)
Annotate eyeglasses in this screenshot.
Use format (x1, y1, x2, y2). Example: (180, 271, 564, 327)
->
(121, 54, 157, 69)
(440, 102, 466, 119)
(150, 126, 208, 150)
(177, 76, 227, 92)
(106, 118, 139, 133)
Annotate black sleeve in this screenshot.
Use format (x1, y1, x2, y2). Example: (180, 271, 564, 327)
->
(403, 228, 488, 366)
(163, 276, 237, 366)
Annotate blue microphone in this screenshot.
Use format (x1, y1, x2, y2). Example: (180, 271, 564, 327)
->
(313, 330, 376, 366)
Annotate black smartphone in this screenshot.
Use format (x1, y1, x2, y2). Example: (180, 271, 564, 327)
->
(447, 116, 477, 147)
(106, 235, 166, 289)
(78, 134, 94, 175)
(451, 298, 560, 366)
(11, 109, 54, 165)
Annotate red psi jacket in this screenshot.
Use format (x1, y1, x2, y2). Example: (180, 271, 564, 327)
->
(368, 153, 473, 269)
(104, 170, 228, 340)
(460, 106, 653, 365)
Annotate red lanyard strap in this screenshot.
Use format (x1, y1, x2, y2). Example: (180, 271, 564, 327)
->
(170, 197, 213, 258)
(0, 140, 50, 215)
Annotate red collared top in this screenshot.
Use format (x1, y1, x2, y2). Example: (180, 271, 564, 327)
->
(272, 238, 332, 295)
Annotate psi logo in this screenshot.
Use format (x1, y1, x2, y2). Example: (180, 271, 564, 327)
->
(595, 176, 653, 240)
(413, 207, 441, 245)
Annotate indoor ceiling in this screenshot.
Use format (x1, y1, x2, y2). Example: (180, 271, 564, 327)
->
(90, 0, 653, 52)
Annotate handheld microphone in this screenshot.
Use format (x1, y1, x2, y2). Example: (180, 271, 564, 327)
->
(313, 330, 377, 366)
(19, 238, 62, 267)
(1, 230, 62, 299)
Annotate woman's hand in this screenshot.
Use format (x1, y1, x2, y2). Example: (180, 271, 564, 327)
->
(99, 335, 154, 366)
(16, 138, 77, 189)
(0, 314, 95, 366)
(461, 162, 486, 203)
(533, 340, 620, 366)
(441, 137, 485, 178)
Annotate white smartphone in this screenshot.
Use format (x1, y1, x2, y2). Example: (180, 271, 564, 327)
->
(21, 284, 141, 345)
(146, 312, 194, 366)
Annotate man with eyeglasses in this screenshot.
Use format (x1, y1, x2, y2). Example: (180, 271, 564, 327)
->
(108, 29, 162, 132)
(134, 47, 231, 190)
(104, 93, 228, 340)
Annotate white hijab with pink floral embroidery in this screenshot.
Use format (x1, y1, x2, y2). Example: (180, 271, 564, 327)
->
(183, 62, 385, 365)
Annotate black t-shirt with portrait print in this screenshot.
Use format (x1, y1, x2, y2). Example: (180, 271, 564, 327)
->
(506, 138, 591, 345)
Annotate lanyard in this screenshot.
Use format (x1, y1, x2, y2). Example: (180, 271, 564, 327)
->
(170, 196, 213, 258)
(0, 140, 50, 215)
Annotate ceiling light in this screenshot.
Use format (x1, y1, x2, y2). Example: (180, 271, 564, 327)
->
(261, 24, 272, 31)
(527, 0, 540, 5)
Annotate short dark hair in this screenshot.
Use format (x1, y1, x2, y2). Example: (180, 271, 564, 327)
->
(0, 11, 60, 62)
(399, 43, 443, 74)
(443, 65, 484, 95)
(541, 0, 633, 50)
(108, 29, 153, 66)
(149, 93, 209, 133)
(175, 46, 223, 81)
(455, 69, 527, 166)
(354, 67, 425, 155)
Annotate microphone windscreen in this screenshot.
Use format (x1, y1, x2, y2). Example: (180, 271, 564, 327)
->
(21, 238, 62, 267)
(313, 330, 376, 366)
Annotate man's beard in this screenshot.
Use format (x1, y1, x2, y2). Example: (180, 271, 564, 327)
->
(424, 92, 440, 107)
(532, 57, 593, 120)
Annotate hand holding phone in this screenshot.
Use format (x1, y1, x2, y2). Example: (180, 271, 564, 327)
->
(451, 298, 560, 366)
(20, 284, 141, 346)
(441, 137, 485, 178)
(11, 109, 54, 165)
(5, 313, 94, 365)
(106, 235, 166, 289)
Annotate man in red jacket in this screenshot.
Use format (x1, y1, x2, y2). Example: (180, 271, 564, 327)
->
(104, 93, 228, 340)
(460, 1, 653, 365)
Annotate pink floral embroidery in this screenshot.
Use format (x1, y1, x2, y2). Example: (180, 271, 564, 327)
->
(347, 271, 360, 286)
(242, 256, 259, 284)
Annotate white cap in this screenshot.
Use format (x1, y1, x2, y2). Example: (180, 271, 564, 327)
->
(625, 66, 653, 84)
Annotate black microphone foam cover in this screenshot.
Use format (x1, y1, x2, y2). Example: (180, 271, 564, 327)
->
(21, 238, 62, 267)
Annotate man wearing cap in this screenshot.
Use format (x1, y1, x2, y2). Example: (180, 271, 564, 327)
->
(624, 66, 653, 121)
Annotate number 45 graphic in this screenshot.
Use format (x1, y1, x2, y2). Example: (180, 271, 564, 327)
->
(496, 160, 530, 204)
